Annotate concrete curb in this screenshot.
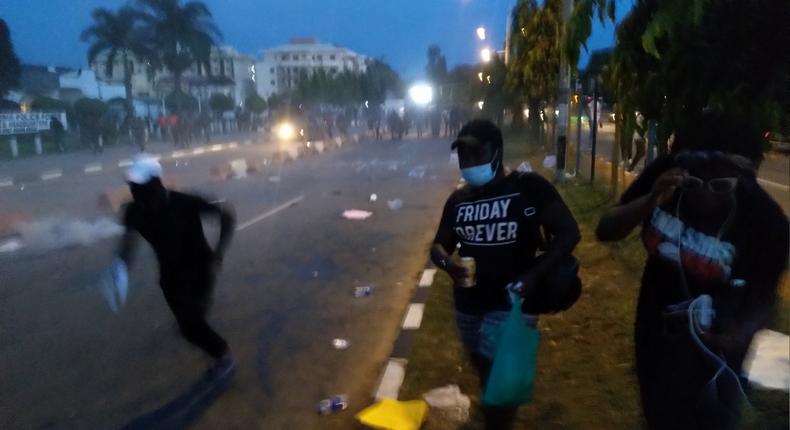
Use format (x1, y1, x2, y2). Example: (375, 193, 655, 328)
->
(372, 263, 437, 400)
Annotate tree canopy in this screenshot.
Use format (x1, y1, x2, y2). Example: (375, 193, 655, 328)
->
(0, 19, 21, 98)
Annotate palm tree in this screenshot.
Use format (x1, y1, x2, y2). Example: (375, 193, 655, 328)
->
(136, 0, 222, 95)
(81, 7, 148, 116)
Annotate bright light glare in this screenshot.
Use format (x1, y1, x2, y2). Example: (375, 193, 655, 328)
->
(408, 84, 434, 106)
(554, 109, 560, 117)
(476, 27, 486, 40)
(480, 48, 491, 63)
(480, 48, 492, 63)
(477, 100, 484, 110)
(478, 72, 484, 82)
(277, 122, 296, 140)
(523, 108, 530, 118)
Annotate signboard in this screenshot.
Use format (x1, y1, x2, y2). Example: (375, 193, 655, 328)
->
(0, 112, 53, 135)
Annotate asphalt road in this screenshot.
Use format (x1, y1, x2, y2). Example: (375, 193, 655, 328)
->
(0, 135, 459, 429)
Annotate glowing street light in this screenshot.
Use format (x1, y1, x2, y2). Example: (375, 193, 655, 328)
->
(478, 72, 484, 82)
(476, 26, 486, 41)
(477, 100, 485, 110)
(480, 48, 492, 63)
(408, 83, 434, 106)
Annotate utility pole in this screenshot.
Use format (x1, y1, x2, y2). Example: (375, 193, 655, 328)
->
(554, 0, 573, 182)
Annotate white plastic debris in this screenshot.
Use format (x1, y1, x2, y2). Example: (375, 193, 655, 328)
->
(370, 193, 378, 202)
(332, 338, 350, 350)
(422, 385, 471, 423)
(744, 329, 790, 391)
(542, 155, 557, 169)
(0, 239, 23, 253)
(408, 166, 426, 179)
(98, 258, 129, 314)
(516, 161, 533, 173)
(342, 210, 373, 220)
(387, 199, 403, 211)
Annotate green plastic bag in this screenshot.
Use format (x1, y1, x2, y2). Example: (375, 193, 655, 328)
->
(482, 292, 540, 407)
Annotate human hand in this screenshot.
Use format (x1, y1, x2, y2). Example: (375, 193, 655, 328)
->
(444, 260, 470, 286)
(650, 168, 686, 207)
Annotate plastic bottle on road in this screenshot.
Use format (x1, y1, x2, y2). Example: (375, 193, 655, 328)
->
(317, 395, 349, 415)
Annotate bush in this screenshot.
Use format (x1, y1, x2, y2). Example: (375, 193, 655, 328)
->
(245, 94, 266, 114)
(31, 96, 69, 112)
(165, 90, 198, 113)
(209, 93, 234, 113)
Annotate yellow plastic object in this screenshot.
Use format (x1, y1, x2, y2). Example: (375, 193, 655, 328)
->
(355, 399, 429, 430)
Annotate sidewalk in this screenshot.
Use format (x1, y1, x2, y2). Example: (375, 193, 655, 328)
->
(393, 138, 789, 429)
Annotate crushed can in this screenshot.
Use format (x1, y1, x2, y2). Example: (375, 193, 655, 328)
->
(458, 257, 476, 288)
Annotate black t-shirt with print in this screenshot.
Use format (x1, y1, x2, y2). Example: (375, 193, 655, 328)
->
(435, 171, 569, 313)
(621, 155, 789, 362)
(123, 191, 216, 279)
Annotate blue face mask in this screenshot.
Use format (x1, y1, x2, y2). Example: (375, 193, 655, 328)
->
(461, 151, 499, 187)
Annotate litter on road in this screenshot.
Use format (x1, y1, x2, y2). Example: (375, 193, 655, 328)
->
(516, 161, 533, 173)
(422, 385, 471, 423)
(370, 193, 378, 202)
(332, 338, 350, 350)
(342, 209, 373, 220)
(354, 286, 373, 297)
(387, 199, 403, 211)
(317, 395, 348, 415)
(355, 398, 428, 430)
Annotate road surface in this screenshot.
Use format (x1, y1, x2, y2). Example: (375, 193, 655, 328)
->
(0, 134, 459, 429)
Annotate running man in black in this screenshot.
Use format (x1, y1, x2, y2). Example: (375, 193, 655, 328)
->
(431, 119, 580, 429)
(116, 156, 237, 374)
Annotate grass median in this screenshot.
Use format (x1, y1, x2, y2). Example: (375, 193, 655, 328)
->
(399, 134, 789, 429)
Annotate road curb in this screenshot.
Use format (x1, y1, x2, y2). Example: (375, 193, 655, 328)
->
(372, 263, 437, 400)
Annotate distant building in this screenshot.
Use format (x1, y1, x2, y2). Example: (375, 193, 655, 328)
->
(255, 38, 369, 98)
(90, 45, 256, 111)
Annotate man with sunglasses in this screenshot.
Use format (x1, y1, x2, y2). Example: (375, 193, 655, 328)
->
(597, 113, 788, 429)
(431, 119, 580, 429)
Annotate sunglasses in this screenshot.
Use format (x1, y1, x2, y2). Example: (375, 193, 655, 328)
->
(681, 176, 738, 194)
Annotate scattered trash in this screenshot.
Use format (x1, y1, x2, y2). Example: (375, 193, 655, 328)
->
(542, 155, 557, 169)
(318, 395, 349, 415)
(387, 199, 403, 211)
(423, 385, 471, 423)
(354, 286, 373, 297)
(355, 399, 428, 430)
(516, 161, 533, 173)
(744, 329, 790, 391)
(408, 166, 426, 179)
(268, 176, 281, 183)
(370, 193, 378, 202)
(342, 209, 373, 220)
(332, 338, 350, 350)
(0, 239, 22, 253)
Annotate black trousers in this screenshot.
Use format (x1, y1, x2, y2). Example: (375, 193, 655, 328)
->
(160, 269, 228, 359)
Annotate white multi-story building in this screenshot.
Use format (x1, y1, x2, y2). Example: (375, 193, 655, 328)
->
(255, 38, 369, 98)
(90, 45, 256, 110)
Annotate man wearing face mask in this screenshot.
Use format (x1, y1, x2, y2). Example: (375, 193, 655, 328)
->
(431, 119, 580, 429)
(113, 156, 237, 376)
(597, 113, 789, 429)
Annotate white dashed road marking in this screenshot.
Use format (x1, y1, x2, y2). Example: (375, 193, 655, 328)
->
(40, 170, 63, 181)
(418, 269, 437, 287)
(84, 164, 102, 174)
(374, 358, 408, 400)
(0, 178, 13, 187)
(228, 142, 238, 148)
(210, 144, 224, 152)
(118, 159, 133, 168)
(401, 303, 425, 330)
(236, 194, 305, 232)
(193, 148, 206, 155)
(171, 150, 186, 158)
